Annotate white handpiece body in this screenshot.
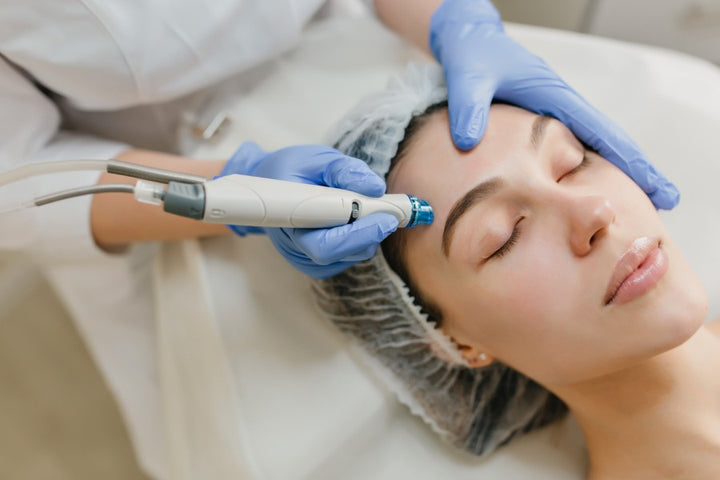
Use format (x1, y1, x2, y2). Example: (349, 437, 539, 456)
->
(202, 174, 422, 228)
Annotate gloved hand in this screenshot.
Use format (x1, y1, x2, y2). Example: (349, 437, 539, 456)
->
(429, 0, 679, 209)
(220, 142, 399, 279)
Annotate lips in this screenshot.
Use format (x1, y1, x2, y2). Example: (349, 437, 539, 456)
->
(604, 236, 668, 306)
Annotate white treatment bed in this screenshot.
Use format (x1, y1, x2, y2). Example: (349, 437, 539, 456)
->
(151, 13, 720, 480)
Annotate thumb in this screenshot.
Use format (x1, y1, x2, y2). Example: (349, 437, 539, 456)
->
(447, 74, 496, 151)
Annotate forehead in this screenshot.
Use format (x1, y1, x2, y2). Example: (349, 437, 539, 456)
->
(388, 104, 538, 198)
(386, 104, 539, 244)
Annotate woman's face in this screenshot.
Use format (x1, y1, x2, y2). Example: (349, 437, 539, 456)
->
(386, 104, 707, 387)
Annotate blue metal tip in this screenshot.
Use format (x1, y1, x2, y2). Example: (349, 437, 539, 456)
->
(407, 195, 434, 228)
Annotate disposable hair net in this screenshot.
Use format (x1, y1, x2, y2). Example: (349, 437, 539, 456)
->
(313, 63, 568, 456)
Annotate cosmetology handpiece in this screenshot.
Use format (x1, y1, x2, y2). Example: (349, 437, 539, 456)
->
(0, 159, 434, 229)
(155, 174, 434, 228)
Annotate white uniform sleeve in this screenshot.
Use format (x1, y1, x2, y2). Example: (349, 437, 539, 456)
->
(0, 57, 129, 263)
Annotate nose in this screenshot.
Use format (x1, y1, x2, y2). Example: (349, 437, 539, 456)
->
(566, 194, 615, 256)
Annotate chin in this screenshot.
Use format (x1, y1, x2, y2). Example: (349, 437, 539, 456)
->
(649, 263, 708, 353)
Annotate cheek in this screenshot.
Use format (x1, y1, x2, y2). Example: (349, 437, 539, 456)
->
(452, 239, 587, 352)
(624, 238, 708, 350)
(599, 159, 655, 215)
(601, 162, 707, 339)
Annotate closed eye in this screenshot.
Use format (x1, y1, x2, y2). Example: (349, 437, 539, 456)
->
(488, 217, 524, 260)
(559, 150, 592, 181)
(485, 151, 590, 262)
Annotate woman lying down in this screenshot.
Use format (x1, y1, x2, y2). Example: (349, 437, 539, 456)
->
(314, 64, 718, 480)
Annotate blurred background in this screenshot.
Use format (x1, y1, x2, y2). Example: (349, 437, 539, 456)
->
(1, 1, 717, 479)
(497, 0, 720, 64)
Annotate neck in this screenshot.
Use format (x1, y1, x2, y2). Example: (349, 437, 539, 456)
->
(553, 326, 720, 480)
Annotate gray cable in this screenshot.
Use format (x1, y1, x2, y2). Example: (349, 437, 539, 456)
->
(0, 158, 209, 213)
(107, 160, 207, 184)
(34, 184, 136, 206)
(0, 159, 208, 190)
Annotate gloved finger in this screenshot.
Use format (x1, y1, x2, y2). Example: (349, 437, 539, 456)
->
(646, 176, 680, 210)
(293, 213, 399, 265)
(446, 73, 496, 151)
(243, 226, 265, 235)
(224, 141, 267, 176)
(510, 85, 679, 210)
(227, 224, 246, 236)
(322, 156, 386, 197)
(226, 224, 265, 237)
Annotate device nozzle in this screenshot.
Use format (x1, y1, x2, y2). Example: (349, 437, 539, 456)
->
(406, 195, 434, 228)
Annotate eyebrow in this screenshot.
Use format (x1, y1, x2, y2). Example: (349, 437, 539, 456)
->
(530, 115, 551, 151)
(440, 115, 551, 257)
(441, 177, 504, 256)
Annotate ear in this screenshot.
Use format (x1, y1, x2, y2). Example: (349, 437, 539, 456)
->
(453, 339, 494, 368)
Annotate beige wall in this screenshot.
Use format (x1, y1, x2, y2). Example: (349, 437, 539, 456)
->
(495, 0, 720, 64)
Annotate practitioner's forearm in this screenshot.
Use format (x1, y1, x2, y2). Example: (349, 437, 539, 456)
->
(373, 0, 444, 54)
(90, 149, 229, 251)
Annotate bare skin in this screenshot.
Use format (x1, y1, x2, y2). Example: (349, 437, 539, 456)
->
(708, 319, 720, 338)
(572, 328, 720, 480)
(374, 0, 442, 54)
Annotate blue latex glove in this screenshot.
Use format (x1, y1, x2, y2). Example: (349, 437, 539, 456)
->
(220, 142, 399, 279)
(429, 0, 679, 209)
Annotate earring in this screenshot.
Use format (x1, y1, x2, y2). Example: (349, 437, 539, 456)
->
(477, 352, 487, 362)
